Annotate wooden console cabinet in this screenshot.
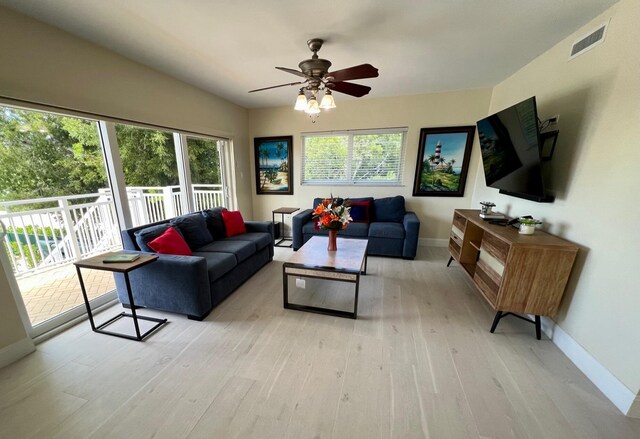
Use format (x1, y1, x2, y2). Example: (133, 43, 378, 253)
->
(448, 209, 579, 339)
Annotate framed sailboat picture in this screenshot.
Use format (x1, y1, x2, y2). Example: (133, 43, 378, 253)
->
(254, 136, 293, 195)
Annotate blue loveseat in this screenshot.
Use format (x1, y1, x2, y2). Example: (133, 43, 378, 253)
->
(292, 196, 420, 259)
(115, 208, 274, 320)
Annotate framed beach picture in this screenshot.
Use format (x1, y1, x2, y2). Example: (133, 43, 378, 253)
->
(412, 126, 475, 197)
(254, 136, 293, 195)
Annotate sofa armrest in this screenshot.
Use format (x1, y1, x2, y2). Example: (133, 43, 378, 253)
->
(402, 211, 420, 259)
(245, 220, 274, 239)
(114, 252, 212, 317)
(292, 209, 314, 250)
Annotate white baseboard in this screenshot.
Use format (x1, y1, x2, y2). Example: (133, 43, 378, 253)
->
(540, 317, 639, 418)
(0, 336, 35, 369)
(420, 238, 448, 247)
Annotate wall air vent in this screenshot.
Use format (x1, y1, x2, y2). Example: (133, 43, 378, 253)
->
(569, 20, 609, 60)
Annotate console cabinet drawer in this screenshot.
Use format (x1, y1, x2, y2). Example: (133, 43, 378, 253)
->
(482, 232, 510, 263)
(474, 259, 501, 306)
(453, 212, 466, 232)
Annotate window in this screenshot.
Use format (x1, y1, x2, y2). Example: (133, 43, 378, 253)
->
(302, 128, 407, 185)
(186, 135, 227, 210)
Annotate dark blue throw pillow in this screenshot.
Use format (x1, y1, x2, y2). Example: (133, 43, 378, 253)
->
(170, 213, 213, 250)
(202, 207, 228, 240)
(373, 196, 406, 223)
(348, 201, 371, 223)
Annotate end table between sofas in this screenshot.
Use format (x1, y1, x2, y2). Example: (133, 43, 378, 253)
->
(272, 207, 299, 247)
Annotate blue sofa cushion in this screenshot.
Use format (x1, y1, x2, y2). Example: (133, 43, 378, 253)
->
(135, 224, 174, 252)
(302, 221, 369, 237)
(191, 251, 237, 283)
(196, 240, 255, 264)
(202, 207, 227, 240)
(369, 222, 406, 239)
(226, 232, 272, 251)
(373, 196, 405, 223)
(170, 213, 213, 250)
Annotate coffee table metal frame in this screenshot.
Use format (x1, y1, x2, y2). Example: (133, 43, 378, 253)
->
(282, 236, 367, 319)
(74, 253, 168, 341)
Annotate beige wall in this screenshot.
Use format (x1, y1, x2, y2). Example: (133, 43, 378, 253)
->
(249, 89, 492, 240)
(0, 6, 252, 215)
(471, 0, 640, 393)
(0, 6, 251, 353)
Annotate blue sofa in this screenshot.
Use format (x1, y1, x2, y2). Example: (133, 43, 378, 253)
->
(115, 208, 274, 320)
(292, 196, 420, 259)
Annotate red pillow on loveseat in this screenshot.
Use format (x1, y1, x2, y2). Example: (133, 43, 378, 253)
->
(221, 210, 246, 237)
(148, 226, 193, 256)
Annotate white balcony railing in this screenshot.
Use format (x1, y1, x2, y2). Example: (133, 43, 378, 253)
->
(0, 184, 224, 277)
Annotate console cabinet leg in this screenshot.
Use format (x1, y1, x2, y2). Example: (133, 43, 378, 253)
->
(446, 256, 454, 267)
(535, 315, 541, 340)
(490, 311, 503, 333)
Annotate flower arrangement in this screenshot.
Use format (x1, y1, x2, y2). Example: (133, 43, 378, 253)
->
(312, 196, 352, 231)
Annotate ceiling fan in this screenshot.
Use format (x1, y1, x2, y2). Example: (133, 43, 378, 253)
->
(249, 38, 379, 118)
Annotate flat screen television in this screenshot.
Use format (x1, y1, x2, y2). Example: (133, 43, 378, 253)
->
(476, 96, 554, 202)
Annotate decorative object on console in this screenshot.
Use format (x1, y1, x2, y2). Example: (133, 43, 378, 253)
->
(412, 126, 475, 197)
(480, 201, 495, 215)
(312, 196, 352, 251)
(248, 38, 379, 123)
(517, 217, 542, 235)
(479, 201, 505, 220)
(254, 136, 293, 195)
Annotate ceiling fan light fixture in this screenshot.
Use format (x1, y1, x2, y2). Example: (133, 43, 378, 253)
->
(294, 90, 307, 111)
(305, 96, 320, 114)
(320, 89, 336, 109)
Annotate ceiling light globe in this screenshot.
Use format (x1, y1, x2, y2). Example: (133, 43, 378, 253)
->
(305, 96, 320, 114)
(294, 93, 307, 111)
(320, 92, 336, 109)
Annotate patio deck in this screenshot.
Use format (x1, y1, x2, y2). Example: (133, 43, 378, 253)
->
(17, 263, 116, 326)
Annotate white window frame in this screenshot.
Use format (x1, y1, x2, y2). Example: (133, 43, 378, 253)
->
(301, 127, 407, 186)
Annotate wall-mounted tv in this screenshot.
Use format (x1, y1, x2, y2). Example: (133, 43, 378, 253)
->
(476, 96, 554, 202)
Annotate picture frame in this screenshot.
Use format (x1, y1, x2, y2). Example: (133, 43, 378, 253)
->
(412, 126, 475, 197)
(254, 136, 293, 195)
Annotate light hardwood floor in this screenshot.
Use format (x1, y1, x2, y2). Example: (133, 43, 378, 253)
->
(1, 246, 639, 438)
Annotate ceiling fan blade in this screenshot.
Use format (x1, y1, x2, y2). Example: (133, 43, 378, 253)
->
(275, 66, 310, 79)
(248, 81, 305, 93)
(329, 81, 372, 98)
(328, 64, 379, 82)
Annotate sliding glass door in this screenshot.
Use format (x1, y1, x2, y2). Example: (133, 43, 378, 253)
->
(0, 105, 119, 335)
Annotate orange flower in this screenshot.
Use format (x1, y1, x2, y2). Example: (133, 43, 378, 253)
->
(313, 203, 325, 215)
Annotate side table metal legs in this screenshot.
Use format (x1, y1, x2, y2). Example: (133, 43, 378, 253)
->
(76, 266, 167, 341)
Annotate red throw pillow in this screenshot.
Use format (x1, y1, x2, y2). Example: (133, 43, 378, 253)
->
(349, 201, 371, 223)
(148, 226, 192, 256)
(222, 210, 246, 237)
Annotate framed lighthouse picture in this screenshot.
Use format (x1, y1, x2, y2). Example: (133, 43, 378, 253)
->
(412, 126, 475, 197)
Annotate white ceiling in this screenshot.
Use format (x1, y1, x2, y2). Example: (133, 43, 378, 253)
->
(1, 0, 618, 109)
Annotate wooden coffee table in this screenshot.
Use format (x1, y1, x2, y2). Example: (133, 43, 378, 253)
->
(282, 236, 368, 319)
